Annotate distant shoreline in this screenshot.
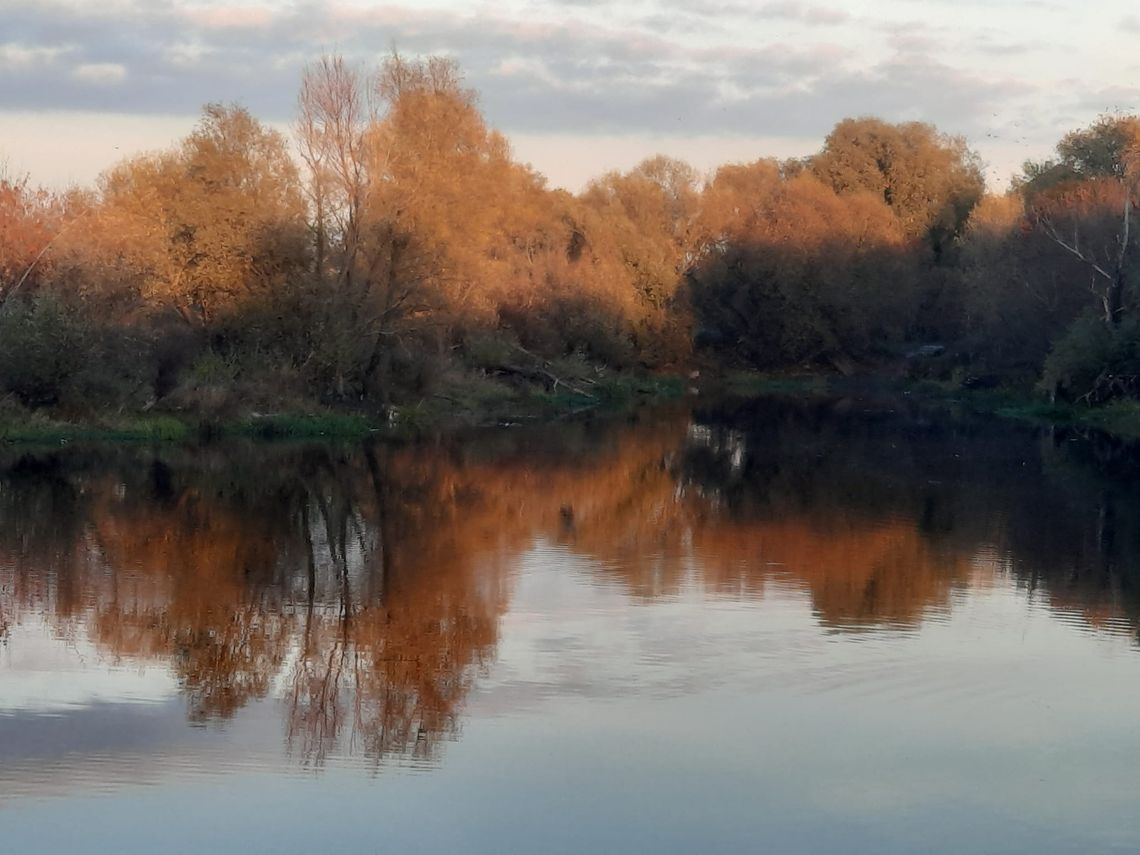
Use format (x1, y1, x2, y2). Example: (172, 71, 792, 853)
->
(6, 368, 1138, 446)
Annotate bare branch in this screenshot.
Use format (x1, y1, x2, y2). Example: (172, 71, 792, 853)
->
(1038, 214, 1118, 283)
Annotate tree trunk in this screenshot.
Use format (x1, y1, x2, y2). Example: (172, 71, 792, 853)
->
(1107, 271, 1125, 326)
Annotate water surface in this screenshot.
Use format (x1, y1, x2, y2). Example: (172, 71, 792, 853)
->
(2, 396, 1140, 853)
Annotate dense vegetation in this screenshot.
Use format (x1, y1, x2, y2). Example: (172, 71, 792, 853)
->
(3, 52, 1140, 427)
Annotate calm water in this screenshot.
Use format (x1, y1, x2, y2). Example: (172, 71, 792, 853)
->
(3, 396, 1140, 853)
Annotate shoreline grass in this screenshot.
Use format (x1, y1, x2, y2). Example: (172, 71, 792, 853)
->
(12, 368, 1140, 447)
(901, 379, 1140, 439)
(716, 371, 834, 397)
(0, 371, 690, 445)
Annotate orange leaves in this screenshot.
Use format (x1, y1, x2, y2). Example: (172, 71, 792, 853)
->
(811, 117, 985, 245)
(93, 105, 307, 327)
(689, 161, 917, 367)
(0, 175, 62, 296)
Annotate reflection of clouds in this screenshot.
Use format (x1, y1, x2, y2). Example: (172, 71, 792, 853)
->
(477, 548, 1140, 727)
(0, 619, 175, 713)
(480, 551, 824, 710)
(0, 696, 302, 802)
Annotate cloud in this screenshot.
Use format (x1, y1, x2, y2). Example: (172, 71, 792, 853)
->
(0, 0, 1087, 149)
(483, 47, 1030, 141)
(666, 0, 850, 25)
(185, 5, 278, 31)
(0, 42, 71, 70)
(1067, 83, 1140, 116)
(755, 2, 850, 25)
(72, 62, 127, 85)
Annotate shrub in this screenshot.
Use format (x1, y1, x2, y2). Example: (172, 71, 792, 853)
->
(1041, 314, 1140, 404)
(463, 330, 520, 371)
(59, 326, 154, 415)
(0, 296, 95, 407)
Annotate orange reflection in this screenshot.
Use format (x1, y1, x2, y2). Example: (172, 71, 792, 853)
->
(0, 408, 1138, 767)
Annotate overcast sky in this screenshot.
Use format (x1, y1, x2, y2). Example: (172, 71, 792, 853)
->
(2, 0, 1139, 191)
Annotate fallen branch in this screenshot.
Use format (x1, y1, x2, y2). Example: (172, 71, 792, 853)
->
(492, 363, 597, 400)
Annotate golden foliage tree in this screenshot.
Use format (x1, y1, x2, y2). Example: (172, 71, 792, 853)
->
(811, 118, 984, 255)
(98, 104, 307, 328)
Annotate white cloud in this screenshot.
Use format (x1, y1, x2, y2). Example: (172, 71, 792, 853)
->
(72, 62, 128, 85)
(166, 41, 214, 68)
(0, 42, 69, 69)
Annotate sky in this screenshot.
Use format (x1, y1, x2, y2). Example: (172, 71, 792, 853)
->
(1, 0, 1139, 192)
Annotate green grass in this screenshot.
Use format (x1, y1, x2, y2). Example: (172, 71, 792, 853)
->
(399, 368, 689, 430)
(0, 411, 382, 444)
(719, 371, 833, 397)
(593, 372, 686, 402)
(0, 369, 697, 444)
(903, 379, 1140, 440)
(0, 413, 194, 443)
(224, 413, 379, 439)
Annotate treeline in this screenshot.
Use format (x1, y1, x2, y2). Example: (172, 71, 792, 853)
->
(1, 52, 1139, 419)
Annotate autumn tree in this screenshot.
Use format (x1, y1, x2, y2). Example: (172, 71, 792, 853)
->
(811, 118, 985, 257)
(688, 163, 912, 369)
(298, 55, 510, 396)
(1022, 115, 1140, 194)
(367, 53, 526, 330)
(0, 175, 154, 409)
(1020, 116, 1140, 328)
(952, 192, 1087, 380)
(294, 55, 387, 397)
(99, 104, 307, 329)
(18, 53, 1140, 414)
(0, 172, 63, 306)
(296, 52, 623, 397)
(579, 156, 701, 363)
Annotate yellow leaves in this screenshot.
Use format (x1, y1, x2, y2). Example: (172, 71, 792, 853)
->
(964, 193, 1024, 241)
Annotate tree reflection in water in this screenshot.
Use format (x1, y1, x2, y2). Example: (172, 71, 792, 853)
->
(3, 397, 1140, 766)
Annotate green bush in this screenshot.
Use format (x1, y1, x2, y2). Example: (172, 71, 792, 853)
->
(1040, 314, 1140, 404)
(0, 295, 155, 413)
(0, 296, 91, 406)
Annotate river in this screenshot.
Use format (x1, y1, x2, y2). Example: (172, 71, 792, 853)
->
(2, 394, 1139, 853)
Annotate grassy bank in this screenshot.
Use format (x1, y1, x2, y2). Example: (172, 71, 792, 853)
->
(398, 368, 687, 429)
(701, 369, 1140, 442)
(15, 364, 1139, 447)
(0, 370, 689, 444)
(0, 411, 379, 444)
(902, 380, 1140, 439)
(714, 371, 835, 398)
(988, 397, 1140, 439)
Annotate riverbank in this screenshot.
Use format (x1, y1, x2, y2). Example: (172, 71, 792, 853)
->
(903, 382, 1140, 439)
(0, 369, 689, 443)
(7, 365, 1140, 446)
(706, 371, 1140, 441)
